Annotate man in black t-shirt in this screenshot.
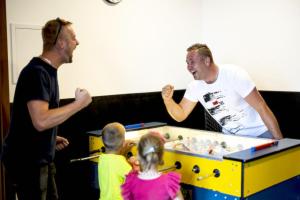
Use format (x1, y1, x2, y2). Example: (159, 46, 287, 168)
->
(1, 18, 92, 200)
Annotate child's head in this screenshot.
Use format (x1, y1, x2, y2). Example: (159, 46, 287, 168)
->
(101, 122, 126, 152)
(138, 132, 164, 171)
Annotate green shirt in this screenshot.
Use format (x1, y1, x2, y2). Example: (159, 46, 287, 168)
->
(98, 154, 132, 200)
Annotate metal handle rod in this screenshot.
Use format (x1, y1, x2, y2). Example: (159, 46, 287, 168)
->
(197, 169, 220, 181)
(197, 173, 214, 181)
(159, 165, 177, 172)
(159, 161, 181, 172)
(70, 154, 100, 163)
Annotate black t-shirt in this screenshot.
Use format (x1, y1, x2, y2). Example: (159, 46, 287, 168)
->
(2, 57, 59, 167)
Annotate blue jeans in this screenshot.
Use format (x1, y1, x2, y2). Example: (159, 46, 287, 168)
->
(258, 130, 274, 139)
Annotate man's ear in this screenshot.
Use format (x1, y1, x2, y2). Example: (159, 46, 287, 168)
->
(57, 38, 65, 49)
(204, 57, 211, 66)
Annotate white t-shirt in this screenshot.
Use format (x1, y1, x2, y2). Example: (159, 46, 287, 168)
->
(184, 64, 267, 137)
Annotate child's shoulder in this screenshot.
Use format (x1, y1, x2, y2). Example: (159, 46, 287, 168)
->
(164, 172, 181, 197)
(162, 172, 181, 188)
(100, 153, 126, 159)
(122, 171, 138, 189)
(126, 170, 139, 178)
(99, 154, 128, 165)
(164, 171, 181, 179)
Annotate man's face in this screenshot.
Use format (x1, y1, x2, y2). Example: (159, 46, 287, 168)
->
(61, 25, 79, 63)
(186, 50, 207, 80)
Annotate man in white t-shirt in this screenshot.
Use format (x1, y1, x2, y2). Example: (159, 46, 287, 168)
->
(162, 43, 283, 139)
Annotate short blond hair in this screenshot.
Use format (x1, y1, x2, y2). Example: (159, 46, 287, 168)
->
(187, 43, 214, 63)
(101, 122, 125, 151)
(42, 18, 72, 51)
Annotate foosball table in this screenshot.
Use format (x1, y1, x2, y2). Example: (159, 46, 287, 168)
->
(82, 122, 300, 200)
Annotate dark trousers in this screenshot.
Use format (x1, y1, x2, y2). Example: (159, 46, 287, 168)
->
(5, 162, 58, 200)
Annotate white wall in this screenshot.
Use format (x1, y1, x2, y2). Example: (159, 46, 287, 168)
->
(6, 0, 300, 102)
(198, 0, 300, 92)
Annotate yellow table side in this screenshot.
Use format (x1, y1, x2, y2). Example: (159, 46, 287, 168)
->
(160, 151, 242, 197)
(244, 146, 300, 197)
(89, 136, 102, 162)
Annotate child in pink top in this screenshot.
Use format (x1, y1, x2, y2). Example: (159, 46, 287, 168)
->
(121, 132, 184, 200)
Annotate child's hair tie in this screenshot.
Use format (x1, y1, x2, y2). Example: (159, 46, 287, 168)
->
(143, 146, 155, 156)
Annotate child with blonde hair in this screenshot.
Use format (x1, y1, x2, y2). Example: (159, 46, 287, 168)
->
(121, 132, 183, 200)
(98, 122, 135, 200)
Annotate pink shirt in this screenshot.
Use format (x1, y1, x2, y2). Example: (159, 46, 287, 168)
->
(121, 171, 181, 200)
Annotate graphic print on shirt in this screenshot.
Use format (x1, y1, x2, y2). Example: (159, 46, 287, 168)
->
(203, 91, 245, 134)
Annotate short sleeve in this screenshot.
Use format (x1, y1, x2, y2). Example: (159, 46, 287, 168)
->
(24, 66, 51, 102)
(184, 81, 199, 102)
(166, 172, 181, 199)
(229, 65, 255, 98)
(121, 171, 137, 200)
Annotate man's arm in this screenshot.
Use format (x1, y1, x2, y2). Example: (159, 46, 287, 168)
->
(162, 85, 197, 122)
(244, 88, 283, 139)
(28, 88, 92, 132)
